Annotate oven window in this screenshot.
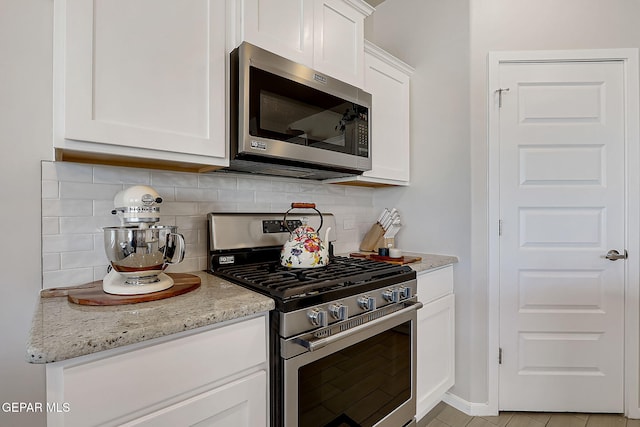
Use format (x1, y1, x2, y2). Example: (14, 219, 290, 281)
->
(298, 322, 411, 427)
(249, 66, 369, 158)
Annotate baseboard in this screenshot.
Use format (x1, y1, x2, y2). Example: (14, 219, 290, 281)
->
(442, 392, 497, 417)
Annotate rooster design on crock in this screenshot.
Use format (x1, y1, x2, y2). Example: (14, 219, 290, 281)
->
(280, 220, 331, 268)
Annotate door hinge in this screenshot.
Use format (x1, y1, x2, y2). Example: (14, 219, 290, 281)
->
(498, 220, 503, 236)
(499, 347, 503, 364)
(496, 88, 510, 108)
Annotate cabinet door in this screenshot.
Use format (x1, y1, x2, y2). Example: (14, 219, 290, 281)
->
(46, 316, 268, 427)
(416, 294, 455, 420)
(58, 0, 226, 159)
(121, 370, 267, 427)
(241, 0, 314, 66)
(313, 0, 369, 87)
(363, 45, 412, 183)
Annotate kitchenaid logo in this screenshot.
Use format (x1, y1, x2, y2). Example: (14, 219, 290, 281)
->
(250, 140, 267, 150)
(2, 402, 71, 413)
(219, 255, 235, 265)
(141, 194, 155, 205)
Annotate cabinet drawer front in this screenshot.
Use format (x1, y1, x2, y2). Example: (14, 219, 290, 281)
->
(121, 370, 267, 427)
(417, 265, 454, 304)
(50, 316, 267, 427)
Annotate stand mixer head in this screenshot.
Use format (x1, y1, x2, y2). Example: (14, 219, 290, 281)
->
(103, 186, 185, 295)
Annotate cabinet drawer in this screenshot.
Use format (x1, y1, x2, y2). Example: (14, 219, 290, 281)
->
(417, 265, 454, 304)
(48, 316, 267, 427)
(121, 370, 267, 427)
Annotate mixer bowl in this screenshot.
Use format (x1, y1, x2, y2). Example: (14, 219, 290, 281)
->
(104, 225, 185, 285)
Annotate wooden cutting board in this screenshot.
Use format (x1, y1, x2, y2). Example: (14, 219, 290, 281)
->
(349, 252, 422, 265)
(42, 273, 201, 306)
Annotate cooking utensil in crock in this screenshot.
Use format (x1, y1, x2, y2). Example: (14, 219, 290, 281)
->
(280, 203, 331, 269)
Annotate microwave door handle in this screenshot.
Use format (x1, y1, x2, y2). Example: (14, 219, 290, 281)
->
(293, 300, 423, 352)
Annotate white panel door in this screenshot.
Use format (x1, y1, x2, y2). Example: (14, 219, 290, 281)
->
(498, 60, 625, 412)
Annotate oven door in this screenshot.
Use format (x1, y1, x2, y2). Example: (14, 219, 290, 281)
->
(282, 301, 421, 427)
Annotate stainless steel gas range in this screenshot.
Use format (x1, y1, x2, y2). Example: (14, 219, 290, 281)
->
(208, 211, 420, 427)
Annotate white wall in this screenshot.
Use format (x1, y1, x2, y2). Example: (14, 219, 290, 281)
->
(1, 0, 52, 426)
(365, 0, 475, 403)
(369, 0, 640, 413)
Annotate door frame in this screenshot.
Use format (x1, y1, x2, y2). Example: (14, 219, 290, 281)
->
(487, 49, 640, 417)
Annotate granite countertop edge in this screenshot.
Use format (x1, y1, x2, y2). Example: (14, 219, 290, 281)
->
(403, 252, 459, 274)
(27, 254, 456, 364)
(26, 271, 275, 364)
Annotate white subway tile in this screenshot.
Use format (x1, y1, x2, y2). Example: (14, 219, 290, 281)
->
(60, 217, 111, 234)
(42, 234, 93, 253)
(60, 250, 108, 269)
(43, 268, 94, 288)
(41, 161, 58, 181)
(255, 191, 288, 205)
(42, 199, 93, 217)
(176, 188, 218, 202)
(93, 165, 151, 185)
(198, 174, 237, 190)
(166, 258, 199, 273)
(42, 218, 60, 235)
(151, 171, 198, 187)
(218, 189, 254, 203)
(238, 177, 273, 191)
(60, 182, 122, 200)
(175, 216, 207, 230)
(197, 202, 238, 214)
(43, 162, 93, 183)
(160, 201, 199, 216)
(42, 254, 61, 272)
(179, 229, 198, 245)
(271, 179, 301, 193)
(153, 186, 176, 202)
(41, 180, 59, 199)
(238, 202, 271, 212)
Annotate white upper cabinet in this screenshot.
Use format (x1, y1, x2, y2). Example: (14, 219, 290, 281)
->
(54, 0, 228, 171)
(239, 0, 314, 66)
(312, 0, 369, 87)
(326, 41, 414, 186)
(232, 0, 373, 87)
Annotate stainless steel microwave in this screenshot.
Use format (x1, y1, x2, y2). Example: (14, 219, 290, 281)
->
(227, 42, 372, 180)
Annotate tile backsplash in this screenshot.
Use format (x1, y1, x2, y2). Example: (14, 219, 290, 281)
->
(41, 161, 377, 288)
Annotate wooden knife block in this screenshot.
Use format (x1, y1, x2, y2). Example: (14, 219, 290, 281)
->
(360, 223, 386, 252)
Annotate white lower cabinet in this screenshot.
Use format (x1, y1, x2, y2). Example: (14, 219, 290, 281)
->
(46, 315, 269, 427)
(416, 266, 455, 420)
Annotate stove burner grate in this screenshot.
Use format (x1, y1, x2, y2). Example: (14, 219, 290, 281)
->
(215, 256, 410, 299)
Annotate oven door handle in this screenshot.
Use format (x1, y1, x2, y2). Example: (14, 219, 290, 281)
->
(293, 300, 423, 352)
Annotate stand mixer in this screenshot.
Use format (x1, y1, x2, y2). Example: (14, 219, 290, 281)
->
(102, 185, 185, 295)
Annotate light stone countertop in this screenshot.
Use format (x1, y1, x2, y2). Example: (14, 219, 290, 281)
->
(401, 252, 458, 274)
(27, 254, 455, 364)
(26, 271, 274, 364)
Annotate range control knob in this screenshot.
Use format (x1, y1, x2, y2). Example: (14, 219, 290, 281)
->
(382, 288, 400, 303)
(398, 286, 412, 300)
(307, 308, 328, 327)
(329, 303, 348, 321)
(357, 295, 376, 311)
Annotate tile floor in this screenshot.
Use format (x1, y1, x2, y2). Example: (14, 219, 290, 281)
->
(418, 403, 640, 427)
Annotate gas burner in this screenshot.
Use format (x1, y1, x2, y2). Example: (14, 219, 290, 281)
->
(215, 256, 413, 303)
